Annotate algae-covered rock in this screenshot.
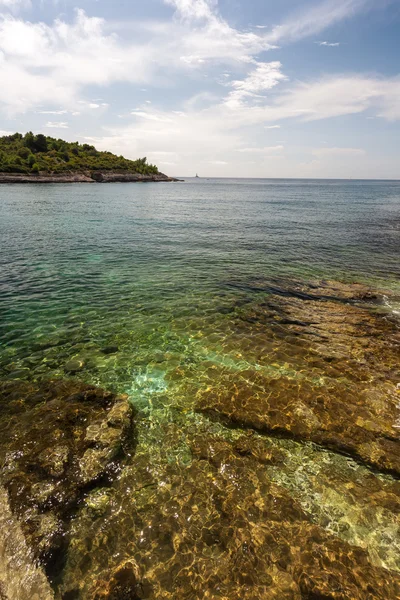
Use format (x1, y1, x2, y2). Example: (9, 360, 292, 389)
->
(0, 379, 134, 565)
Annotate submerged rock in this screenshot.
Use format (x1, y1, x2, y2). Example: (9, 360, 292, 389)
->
(58, 425, 400, 600)
(197, 280, 400, 475)
(100, 346, 119, 355)
(0, 379, 134, 567)
(1, 279, 399, 599)
(0, 485, 54, 600)
(64, 359, 85, 373)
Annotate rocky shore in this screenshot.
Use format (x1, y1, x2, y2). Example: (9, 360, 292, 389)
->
(0, 172, 180, 184)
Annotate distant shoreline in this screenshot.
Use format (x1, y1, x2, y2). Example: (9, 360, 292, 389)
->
(0, 172, 181, 184)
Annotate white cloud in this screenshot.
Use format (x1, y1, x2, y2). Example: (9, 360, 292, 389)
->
(0, 0, 390, 120)
(45, 121, 69, 128)
(131, 110, 173, 122)
(0, 4, 276, 115)
(318, 41, 341, 46)
(236, 145, 284, 153)
(312, 146, 366, 156)
(264, 0, 373, 44)
(225, 62, 287, 108)
(165, 0, 216, 22)
(37, 110, 68, 115)
(265, 125, 281, 129)
(254, 75, 400, 123)
(88, 103, 109, 109)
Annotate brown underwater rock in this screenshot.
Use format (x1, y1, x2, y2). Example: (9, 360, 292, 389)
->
(197, 280, 400, 474)
(58, 429, 400, 600)
(0, 379, 134, 565)
(0, 485, 54, 600)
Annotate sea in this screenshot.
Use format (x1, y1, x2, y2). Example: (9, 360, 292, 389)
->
(0, 178, 400, 596)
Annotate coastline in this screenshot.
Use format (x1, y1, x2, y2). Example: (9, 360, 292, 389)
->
(0, 171, 181, 184)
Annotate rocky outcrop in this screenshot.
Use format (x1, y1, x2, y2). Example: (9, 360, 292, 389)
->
(0, 379, 134, 568)
(89, 172, 179, 183)
(197, 280, 400, 475)
(0, 173, 94, 183)
(0, 171, 180, 184)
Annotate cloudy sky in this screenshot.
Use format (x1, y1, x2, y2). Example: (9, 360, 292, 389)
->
(0, 0, 399, 178)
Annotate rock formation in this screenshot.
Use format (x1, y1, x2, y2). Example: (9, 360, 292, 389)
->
(0, 379, 134, 570)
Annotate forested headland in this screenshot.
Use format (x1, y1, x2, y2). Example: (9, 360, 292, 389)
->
(0, 132, 159, 176)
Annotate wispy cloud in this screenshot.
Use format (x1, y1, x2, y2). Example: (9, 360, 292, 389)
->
(37, 110, 68, 115)
(0, 0, 30, 11)
(45, 121, 69, 128)
(131, 110, 173, 122)
(236, 145, 284, 153)
(317, 41, 341, 46)
(225, 62, 287, 108)
(265, 125, 281, 129)
(312, 146, 366, 156)
(264, 0, 373, 45)
(88, 103, 109, 109)
(266, 75, 400, 122)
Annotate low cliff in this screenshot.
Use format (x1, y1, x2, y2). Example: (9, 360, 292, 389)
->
(0, 171, 180, 184)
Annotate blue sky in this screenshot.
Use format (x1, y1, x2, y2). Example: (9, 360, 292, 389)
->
(0, 0, 399, 178)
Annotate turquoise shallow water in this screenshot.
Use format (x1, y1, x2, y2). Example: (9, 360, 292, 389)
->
(1, 179, 400, 596)
(1, 178, 400, 380)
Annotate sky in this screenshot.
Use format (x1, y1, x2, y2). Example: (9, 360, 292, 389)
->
(0, 0, 399, 178)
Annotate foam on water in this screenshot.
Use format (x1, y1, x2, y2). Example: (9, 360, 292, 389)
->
(383, 294, 400, 317)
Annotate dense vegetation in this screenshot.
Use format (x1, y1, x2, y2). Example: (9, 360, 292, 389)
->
(0, 132, 159, 175)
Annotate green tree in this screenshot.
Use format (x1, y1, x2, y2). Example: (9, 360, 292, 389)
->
(17, 147, 30, 159)
(34, 134, 48, 153)
(24, 132, 35, 152)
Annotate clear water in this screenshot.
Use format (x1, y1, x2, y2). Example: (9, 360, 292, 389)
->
(1, 178, 400, 596)
(1, 178, 400, 381)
